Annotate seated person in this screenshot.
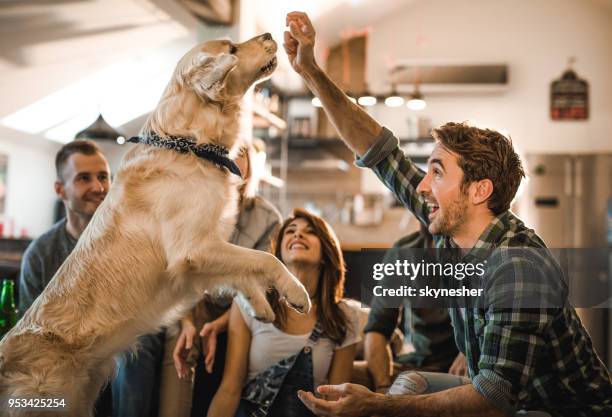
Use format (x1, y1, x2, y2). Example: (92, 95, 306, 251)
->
(205, 208, 362, 417)
(353, 225, 462, 393)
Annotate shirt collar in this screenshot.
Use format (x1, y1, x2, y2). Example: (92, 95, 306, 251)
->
(457, 211, 511, 262)
(61, 218, 78, 247)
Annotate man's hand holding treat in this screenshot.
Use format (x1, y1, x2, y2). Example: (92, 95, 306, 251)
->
(284, 12, 319, 77)
(283, 11, 383, 157)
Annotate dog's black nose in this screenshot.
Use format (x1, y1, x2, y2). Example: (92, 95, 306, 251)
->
(261, 32, 272, 41)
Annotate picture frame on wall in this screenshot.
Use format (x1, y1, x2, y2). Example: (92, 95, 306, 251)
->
(550, 67, 589, 121)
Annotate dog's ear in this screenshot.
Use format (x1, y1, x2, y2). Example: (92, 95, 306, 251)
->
(187, 52, 238, 101)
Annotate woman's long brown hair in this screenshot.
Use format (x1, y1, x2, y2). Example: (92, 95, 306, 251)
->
(267, 208, 348, 345)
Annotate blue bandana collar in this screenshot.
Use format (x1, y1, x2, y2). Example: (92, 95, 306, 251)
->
(128, 134, 242, 178)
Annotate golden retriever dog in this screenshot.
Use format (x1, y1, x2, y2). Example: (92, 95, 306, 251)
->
(0, 33, 310, 417)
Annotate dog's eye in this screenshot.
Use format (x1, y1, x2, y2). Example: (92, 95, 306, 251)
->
(229, 45, 238, 54)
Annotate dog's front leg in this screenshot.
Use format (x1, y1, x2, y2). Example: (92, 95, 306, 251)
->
(176, 240, 311, 321)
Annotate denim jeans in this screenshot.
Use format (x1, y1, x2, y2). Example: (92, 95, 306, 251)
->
(266, 345, 314, 417)
(112, 332, 165, 417)
(390, 371, 551, 417)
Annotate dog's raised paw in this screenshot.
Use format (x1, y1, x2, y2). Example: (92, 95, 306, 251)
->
(254, 312, 275, 323)
(288, 302, 306, 314)
(287, 292, 311, 314)
(284, 285, 311, 314)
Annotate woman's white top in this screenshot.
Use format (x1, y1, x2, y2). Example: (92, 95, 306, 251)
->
(235, 296, 362, 388)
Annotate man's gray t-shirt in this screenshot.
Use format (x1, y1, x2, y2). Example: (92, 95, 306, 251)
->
(19, 218, 77, 313)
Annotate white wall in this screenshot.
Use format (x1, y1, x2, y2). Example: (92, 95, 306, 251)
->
(365, 0, 612, 154)
(0, 127, 60, 238)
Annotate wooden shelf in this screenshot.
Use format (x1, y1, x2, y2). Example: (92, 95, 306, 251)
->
(263, 136, 434, 149)
(253, 103, 287, 130)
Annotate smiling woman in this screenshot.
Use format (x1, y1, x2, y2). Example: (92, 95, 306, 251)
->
(207, 207, 362, 417)
(269, 208, 349, 342)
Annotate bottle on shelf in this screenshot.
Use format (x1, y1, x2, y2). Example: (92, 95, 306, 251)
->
(0, 278, 19, 339)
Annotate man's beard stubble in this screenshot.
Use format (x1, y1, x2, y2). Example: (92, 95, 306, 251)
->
(430, 192, 469, 238)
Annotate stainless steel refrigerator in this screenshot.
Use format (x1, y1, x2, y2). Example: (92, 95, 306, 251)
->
(517, 153, 611, 368)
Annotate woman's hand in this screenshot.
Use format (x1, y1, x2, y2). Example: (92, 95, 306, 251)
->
(173, 320, 197, 379)
(206, 302, 251, 417)
(200, 321, 220, 374)
(200, 310, 230, 374)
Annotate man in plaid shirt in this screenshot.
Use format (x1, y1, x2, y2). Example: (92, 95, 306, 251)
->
(284, 11, 612, 417)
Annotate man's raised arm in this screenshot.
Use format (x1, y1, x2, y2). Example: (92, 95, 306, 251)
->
(284, 11, 382, 156)
(284, 11, 431, 228)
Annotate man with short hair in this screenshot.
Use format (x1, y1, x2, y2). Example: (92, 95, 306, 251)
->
(19, 139, 111, 312)
(284, 11, 612, 417)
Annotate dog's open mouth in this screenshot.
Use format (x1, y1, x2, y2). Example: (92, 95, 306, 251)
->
(260, 56, 277, 74)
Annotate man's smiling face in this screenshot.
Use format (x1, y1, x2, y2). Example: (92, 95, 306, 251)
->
(57, 152, 111, 219)
(416, 142, 469, 237)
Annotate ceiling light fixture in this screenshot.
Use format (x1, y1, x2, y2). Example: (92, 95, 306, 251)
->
(74, 114, 124, 143)
(406, 89, 426, 111)
(407, 62, 426, 111)
(384, 95, 404, 107)
(384, 84, 404, 107)
(358, 94, 377, 106)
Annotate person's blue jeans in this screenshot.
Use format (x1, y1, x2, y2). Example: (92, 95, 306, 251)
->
(389, 371, 551, 417)
(112, 332, 165, 417)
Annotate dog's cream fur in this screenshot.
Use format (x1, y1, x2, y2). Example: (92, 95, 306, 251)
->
(0, 34, 309, 417)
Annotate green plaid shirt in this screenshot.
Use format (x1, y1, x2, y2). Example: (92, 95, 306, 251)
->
(356, 127, 612, 416)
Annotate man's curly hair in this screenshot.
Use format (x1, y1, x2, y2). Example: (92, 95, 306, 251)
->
(431, 122, 525, 215)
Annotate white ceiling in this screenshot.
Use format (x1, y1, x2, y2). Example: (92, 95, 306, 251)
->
(1, 0, 610, 142)
(254, 0, 409, 46)
(0, 0, 409, 142)
(0, 0, 201, 141)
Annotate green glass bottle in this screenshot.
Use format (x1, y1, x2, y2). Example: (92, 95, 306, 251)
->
(0, 278, 19, 339)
